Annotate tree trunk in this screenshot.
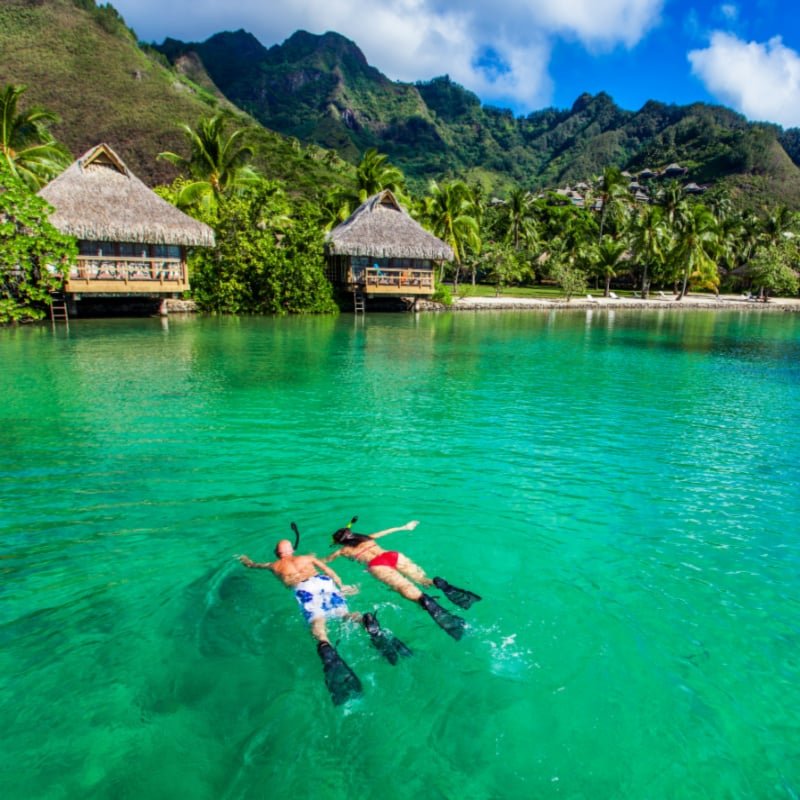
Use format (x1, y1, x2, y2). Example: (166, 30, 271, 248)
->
(604, 274, 611, 297)
(677, 268, 689, 300)
(641, 263, 650, 298)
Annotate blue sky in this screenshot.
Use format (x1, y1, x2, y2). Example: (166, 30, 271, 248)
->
(113, 1, 800, 126)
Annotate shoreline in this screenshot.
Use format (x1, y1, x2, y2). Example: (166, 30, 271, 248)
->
(160, 294, 800, 315)
(443, 293, 800, 313)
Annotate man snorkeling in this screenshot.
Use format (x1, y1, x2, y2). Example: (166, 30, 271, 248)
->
(327, 519, 481, 641)
(237, 538, 409, 705)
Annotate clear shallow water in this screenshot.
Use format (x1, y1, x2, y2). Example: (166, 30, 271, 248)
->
(1, 309, 799, 800)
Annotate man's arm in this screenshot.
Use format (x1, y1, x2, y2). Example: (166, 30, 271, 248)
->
(312, 557, 358, 595)
(237, 555, 274, 570)
(369, 520, 419, 540)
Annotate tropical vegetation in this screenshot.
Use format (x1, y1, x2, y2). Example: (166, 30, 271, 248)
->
(4, 80, 799, 325)
(4, 0, 800, 326)
(176, 181, 338, 315)
(158, 114, 259, 210)
(0, 159, 76, 323)
(0, 84, 70, 189)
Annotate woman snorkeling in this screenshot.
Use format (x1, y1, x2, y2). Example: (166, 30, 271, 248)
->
(327, 519, 481, 640)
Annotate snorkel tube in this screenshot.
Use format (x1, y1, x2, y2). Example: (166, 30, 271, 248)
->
(290, 521, 301, 550)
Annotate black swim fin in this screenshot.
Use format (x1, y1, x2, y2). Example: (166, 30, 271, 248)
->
(433, 577, 482, 610)
(419, 593, 466, 640)
(317, 642, 362, 705)
(362, 612, 412, 665)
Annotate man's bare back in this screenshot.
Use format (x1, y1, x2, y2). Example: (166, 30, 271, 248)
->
(238, 540, 357, 593)
(268, 554, 331, 587)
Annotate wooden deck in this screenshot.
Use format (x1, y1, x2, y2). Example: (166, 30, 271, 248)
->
(64, 256, 189, 294)
(353, 267, 435, 296)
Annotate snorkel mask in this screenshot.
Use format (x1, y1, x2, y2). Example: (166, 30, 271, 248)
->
(331, 515, 365, 546)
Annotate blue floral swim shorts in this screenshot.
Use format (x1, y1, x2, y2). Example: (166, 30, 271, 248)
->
(294, 575, 348, 623)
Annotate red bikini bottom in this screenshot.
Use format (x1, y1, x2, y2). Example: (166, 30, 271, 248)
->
(368, 550, 400, 569)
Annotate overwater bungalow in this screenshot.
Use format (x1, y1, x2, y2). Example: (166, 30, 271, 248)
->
(38, 144, 214, 306)
(325, 190, 453, 307)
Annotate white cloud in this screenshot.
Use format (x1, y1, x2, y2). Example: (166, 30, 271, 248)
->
(689, 32, 800, 127)
(529, 0, 663, 49)
(111, 0, 664, 111)
(720, 4, 738, 21)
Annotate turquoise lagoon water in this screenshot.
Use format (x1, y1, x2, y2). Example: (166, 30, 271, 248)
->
(1, 309, 799, 800)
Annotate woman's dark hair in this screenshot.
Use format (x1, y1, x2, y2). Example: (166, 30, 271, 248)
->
(332, 528, 372, 546)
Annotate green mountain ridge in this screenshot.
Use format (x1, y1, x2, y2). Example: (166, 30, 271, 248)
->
(156, 28, 800, 206)
(3, 0, 800, 209)
(0, 0, 349, 195)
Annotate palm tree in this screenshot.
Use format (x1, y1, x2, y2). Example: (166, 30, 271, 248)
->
(0, 84, 70, 189)
(158, 114, 258, 208)
(501, 187, 538, 250)
(760, 204, 797, 249)
(594, 235, 628, 296)
(656, 180, 687, 229)
(672, 203, 720, 299)
(423, 180, 481, 286)
(327, 149, 407, 224)
(355, 148, 405, 199)
(629, 204, 667, 297)
(595, 167, 629, 239)
(714, 208, 746, 278)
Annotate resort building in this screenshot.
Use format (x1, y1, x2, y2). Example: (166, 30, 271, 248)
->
(325, 190, 453, 309)
(662, 163, 689, 178)
(38, 143, 214, 313)
(683, 182, 706, 194)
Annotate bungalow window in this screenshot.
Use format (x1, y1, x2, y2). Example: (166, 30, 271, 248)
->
(78, 240, 101, 256)
(152, 244, 181, 259)
(118, 242, 144, 258)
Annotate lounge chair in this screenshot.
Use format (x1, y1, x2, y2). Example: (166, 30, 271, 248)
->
(609, 291, 619, 299)
(586, 294, 599, 303)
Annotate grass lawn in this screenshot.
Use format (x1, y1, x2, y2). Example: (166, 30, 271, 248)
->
(450, 284, 724, 300)
(451, 284, 642, 299)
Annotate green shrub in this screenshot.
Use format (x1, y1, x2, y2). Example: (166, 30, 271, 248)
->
(0, 164, 76, 323)
(431, 284, 453, 305)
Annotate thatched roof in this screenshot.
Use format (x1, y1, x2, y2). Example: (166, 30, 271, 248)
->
(326, 190, 453, 261)
(38, 144, 215, 247)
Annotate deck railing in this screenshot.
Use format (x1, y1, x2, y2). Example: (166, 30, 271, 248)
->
(356, 267, 435, 291)
(69, 256, 185, 282)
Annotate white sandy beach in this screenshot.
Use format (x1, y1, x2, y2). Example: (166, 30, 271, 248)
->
(448, 293, 800, 312)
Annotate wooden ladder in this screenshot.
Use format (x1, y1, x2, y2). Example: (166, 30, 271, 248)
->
(50, 293, 69, 323)
(353, 291, 366, 314)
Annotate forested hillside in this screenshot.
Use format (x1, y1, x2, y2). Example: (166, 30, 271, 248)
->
(4, 1, 800, 208)
(0, 0, 349, 195)
(158, 29, 800, 206)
